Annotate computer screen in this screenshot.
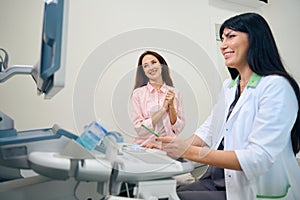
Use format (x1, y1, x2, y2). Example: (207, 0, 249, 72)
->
(32, 0, 69, 99)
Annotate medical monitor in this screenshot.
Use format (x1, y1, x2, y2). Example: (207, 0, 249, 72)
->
(32, 0, 69, 99)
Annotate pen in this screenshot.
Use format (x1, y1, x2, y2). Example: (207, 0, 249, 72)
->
(141, 124, 159, 137)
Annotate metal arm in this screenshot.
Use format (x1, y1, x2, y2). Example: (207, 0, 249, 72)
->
(0, 65, 34, 83)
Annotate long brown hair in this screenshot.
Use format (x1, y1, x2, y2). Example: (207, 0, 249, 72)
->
(133, 50, 174, 90)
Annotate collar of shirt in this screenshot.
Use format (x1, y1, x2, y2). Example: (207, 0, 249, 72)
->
(229, 72, 262, 88)
(146, 82, 168, 93)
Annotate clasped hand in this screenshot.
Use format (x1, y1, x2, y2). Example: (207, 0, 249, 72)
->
(163, 90, 175, 110)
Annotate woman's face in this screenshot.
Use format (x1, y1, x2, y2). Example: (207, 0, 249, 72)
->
(220, 28, 249, 70)
(141, 54, 163, 81)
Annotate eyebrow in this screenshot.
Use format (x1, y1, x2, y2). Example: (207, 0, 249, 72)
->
(223, 30, 234, 37)
(143, 58, 157, 65)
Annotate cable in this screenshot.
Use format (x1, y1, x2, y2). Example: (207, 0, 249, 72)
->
(0, 48, 9, 71)
(0, 55, 3, 72)
(125, 182, 130, 197)
(73, 180, 81, 200)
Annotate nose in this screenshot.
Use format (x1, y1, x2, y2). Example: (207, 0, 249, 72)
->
(220, 39, 227, 51)
(148, 63, 155, 70)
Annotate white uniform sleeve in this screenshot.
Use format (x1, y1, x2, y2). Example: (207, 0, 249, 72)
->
(195, 79, 231, 148)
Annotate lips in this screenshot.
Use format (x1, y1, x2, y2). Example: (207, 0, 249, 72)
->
(148, 69, 157, 75)
(223, 51, 234, 59)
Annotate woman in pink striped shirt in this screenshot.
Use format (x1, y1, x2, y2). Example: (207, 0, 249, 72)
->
(131, 50, 185, 146)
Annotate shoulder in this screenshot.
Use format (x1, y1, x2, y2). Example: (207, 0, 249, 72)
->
(132, 86, 147, 96)
(166, 85, 177, 91)
(258, 75, 292, 91)
(223, 78, 234, 89)
(257, 75, 296, 102)
(260, 74, 287, 83)
(166, 85, 181, 95)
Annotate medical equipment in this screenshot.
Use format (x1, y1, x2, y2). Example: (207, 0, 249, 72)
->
(76, 121, 108, 151)
(0, 123, 195, 200)
(0, 0, 70, 190)
(0, 0, 68, 98)
(0, 0, 196, 199)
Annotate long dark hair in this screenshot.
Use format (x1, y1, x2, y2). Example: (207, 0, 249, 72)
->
(219, 12, 300, 155)
(133, 50, 174, 90)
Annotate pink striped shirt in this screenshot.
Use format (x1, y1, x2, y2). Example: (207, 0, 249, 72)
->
(131, 82, 185, 145)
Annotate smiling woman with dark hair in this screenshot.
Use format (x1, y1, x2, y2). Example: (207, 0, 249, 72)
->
(156, 13, 300, 200)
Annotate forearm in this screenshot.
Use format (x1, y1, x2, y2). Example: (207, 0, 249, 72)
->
(168, 105, 177, 125)
(184, 146, 242, 170)
(185, 135, 206, 147)
(151, 107, 167, 126)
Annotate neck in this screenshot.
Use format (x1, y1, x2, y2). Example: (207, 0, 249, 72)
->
(239, 67, 253, 84)
(237, 67, 253, 94)
(150, 81, 163, 90)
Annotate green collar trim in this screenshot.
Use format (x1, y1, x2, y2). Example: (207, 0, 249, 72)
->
(229, 72, 262, 88)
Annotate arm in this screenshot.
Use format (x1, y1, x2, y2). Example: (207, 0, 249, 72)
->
(166, 90, 177, 125)
(155, 79, 241, 170)
(168, 105, 177, 125)
(184, 146, 241, 170)
(185, 134, 206, 146)
(157, 136, 242, 170)
(158, 77, 298, 173)
(151, 107, 167, 126)
(131, 88, 169, 140)
(169, 89, 185, 134)
(131, 90, 154, 138)
(152, 89, 182, 127)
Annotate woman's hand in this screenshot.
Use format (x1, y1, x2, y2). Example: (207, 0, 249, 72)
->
(163, 90, 175, 110)
(141, 142, 162, 149)
(155, 136, 190, 159)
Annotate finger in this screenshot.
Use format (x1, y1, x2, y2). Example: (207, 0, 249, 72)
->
(168, 91, 175, 97)
(168, 91, 174, 96)
(141, 142, 152, 148)
(151, 144, 162, 149)
(155, 136, 174, 143)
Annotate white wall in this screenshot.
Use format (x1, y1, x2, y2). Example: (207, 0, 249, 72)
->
(0, 0, 299, 146)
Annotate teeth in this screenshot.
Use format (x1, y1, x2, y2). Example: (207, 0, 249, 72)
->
(149, 70, 156, 75)
(224, 52, 233, 58)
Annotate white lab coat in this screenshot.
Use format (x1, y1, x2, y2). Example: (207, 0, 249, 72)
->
(195, 75, 300, 200)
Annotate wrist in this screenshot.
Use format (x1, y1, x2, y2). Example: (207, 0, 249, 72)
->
(168, 103, 174, 109)
(161, 107, 167, 112)
(184, 146, 199, 160)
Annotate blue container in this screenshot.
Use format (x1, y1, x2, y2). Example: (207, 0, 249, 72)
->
(76, 121, 108, 151)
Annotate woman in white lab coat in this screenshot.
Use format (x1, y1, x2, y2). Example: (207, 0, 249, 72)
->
(156, 13, 300, 200)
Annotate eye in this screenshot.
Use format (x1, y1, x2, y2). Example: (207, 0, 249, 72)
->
(142, 64, 148, 68)
(151, 61, 157, 65)
(228, 34, 236, 38)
